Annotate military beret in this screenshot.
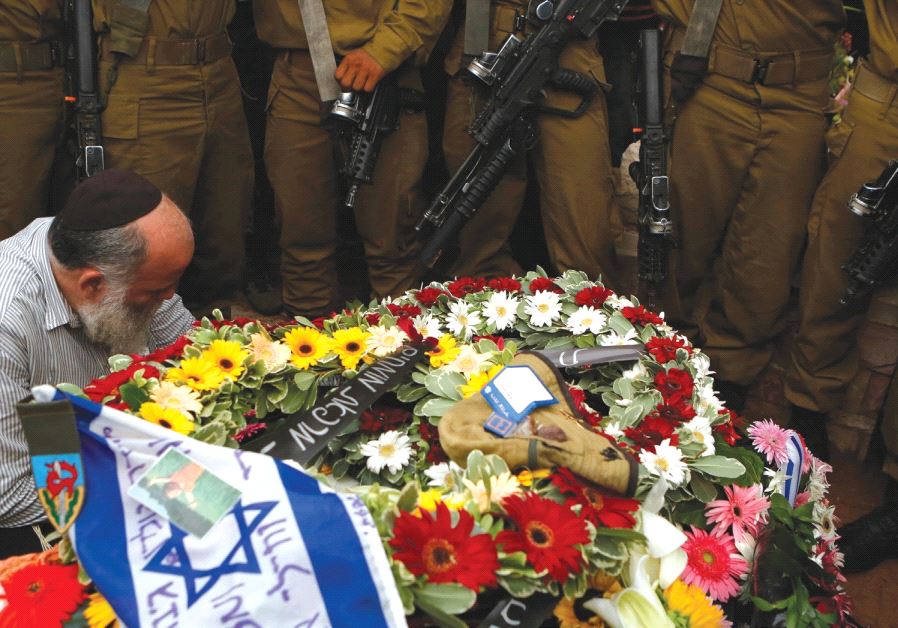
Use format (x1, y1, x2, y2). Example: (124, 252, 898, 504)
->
(57, 170, 163, 231)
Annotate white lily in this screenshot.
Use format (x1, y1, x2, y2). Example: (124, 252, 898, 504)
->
(584, 554, 674, 628)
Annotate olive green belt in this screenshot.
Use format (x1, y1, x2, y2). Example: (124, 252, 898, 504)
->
(0, 40, 61, 73)
(101, 31, 231, 66)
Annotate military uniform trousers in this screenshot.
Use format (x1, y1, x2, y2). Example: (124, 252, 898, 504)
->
(442, 36, 622, 286)
(785, 63, 898, 414)
(264, 50, 428, 316)
(0, 67, 64, 240)
(99, 53, 253, 304)
(665, 71, 830, 386)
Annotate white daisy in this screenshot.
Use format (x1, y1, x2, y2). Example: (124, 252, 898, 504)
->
(566, 305, 608, 335)
(605, 295, 634, 310)
(463, 471, 521, 512)
(413, 314, 442, 340)
(603, 421, 625, 440)
(599, 329, 639, 346)
(247, 333, 292, 371)
(150, 380, 203, 416)
(483, 291, 519, 331)
(689, 352, 714, 379)
(448, 345, 492, 377)
(446, 301, 482, 340)
(366, 325, 409, 357)
(423, 461, 462, 488)
(524, 291, 562, 327)
(359, 430, 413, 474)
(680, 416, 715, 457)
(621, 363, 648, 381)
(639, 439, 687, 486)
(695, 382, 725, 416)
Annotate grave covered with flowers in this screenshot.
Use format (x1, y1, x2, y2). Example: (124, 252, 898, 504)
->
(0, 270, 855, 627)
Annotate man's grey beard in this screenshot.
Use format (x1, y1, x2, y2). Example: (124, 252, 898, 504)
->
(78, 281, 158, 355)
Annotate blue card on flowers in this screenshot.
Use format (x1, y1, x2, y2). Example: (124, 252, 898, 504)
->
(482, 365, 558, 437)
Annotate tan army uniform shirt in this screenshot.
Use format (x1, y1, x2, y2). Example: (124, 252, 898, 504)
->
(0, 0, 62, 41)
(654, 0, 844, 54)
(867, 0, 898, 82)
(253, 0, 449, 72)
(91, 0, 235, 40)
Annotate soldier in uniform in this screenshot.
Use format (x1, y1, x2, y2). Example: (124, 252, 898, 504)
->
(782, 0, 898, 570)
(652, 0, 845, 411)
(92, 0, 254, 313)
(0, 1, 65, 240)
(252, 0, 452, 319)
(442, 0, 623, 286)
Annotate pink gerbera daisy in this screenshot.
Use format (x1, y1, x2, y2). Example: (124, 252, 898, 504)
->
(681, 527, 748, 602)
(705, 484, 770, 543)
(746, 419, 791, 466)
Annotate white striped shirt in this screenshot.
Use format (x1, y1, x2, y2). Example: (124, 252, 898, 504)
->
(0, 218, 194, 526)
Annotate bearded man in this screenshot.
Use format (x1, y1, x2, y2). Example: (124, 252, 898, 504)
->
(0, 169, 195, 557)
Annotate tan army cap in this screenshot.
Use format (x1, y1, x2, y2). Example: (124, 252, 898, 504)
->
(439, 352, 639, 496)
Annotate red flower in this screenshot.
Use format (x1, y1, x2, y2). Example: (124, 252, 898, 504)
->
(365, 313, 381, 326)
(0, 563, 86, 627)
(497, 493, 589, 582)
(447, 277, 486, 297)
(625, 416, 679, 450)
(386, 303, 422, 319)
(389, 503, 499, 591)
(140, 335, 192, 363)
(84, 362, 160, 402)
(528, 277, 563, 294)
(359, 407, 413, 434)
(652, 400, 696, 424)
(473, 334, 506, 350)
(395, 317, 423, 342)
(654, 368, 694, 404)
(414, 287, 449, 307)
(621, 305, 663, 326)
(645, 335, 692, 364)
(713, 409, 745, 446)
(234, 423, 266, 443)
(417, 420, 449, 463)
(551, 467, 639, 529)
(575, 286, 614, 308)
(311, 316, 326, 329)
(567, 386, 603, 427)
(487, 277, 522, 293)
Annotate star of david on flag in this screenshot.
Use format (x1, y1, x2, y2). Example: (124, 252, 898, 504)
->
(30, 386, 407, 628)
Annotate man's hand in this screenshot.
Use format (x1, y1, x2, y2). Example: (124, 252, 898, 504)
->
(335, 49, 386, 92)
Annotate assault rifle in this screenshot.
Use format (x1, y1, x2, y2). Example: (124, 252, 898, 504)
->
(329, 75, 424, 208)
(64, 0, 104, 180)
(415, 0, 629, 267)
(841, 160, 898, 304)
(629, 28, 672, 308)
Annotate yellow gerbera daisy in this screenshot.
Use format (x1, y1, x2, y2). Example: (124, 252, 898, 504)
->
(201, 339, 249, 380)
(164, 356, 226, 391)
(139, 402, 196, 435)
(459, 363, 503, 398)
(663, 579, 727, 628)
(554, 571, 622, 628)
(415, 488, 465, 515)
(426, 334, 460, 368)
(84, 592, 119, 628)
(283, 327, 331, 369)
(330, 327, 370, 370)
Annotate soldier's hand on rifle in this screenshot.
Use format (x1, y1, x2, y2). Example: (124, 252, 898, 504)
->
(335, 49, 386, 92)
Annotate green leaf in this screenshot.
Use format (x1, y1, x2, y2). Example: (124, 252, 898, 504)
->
(396, 483, 419, 512)
(396, 383, 430, 404)
(690, 474, 719, 503)
(593, 527, 646, 542)
(192, 422, 227, 446)
(689, 455, 746, 478)
(293, 371, 318, 391)
(415, 583, 476, 615)
(413, 598, 468, 628)
(419, 397, 457, 417)
(119, 382, 149, 411)
(279, 384, 307, 415)
(716, 442, 765, 487)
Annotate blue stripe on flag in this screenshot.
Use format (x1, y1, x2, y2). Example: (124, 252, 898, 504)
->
(277, 460, 389, 628)
(782, 433, 804, 507)
(67, 395, 142, 628)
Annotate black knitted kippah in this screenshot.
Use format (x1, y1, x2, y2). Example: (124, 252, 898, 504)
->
(57, 170, 163, 231)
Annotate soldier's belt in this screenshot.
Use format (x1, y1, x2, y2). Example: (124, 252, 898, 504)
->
(709, 44, 833, 86)
(101, 31, 231, 66)
(853, 63, 898, 105)
(0, 40, 61, 73)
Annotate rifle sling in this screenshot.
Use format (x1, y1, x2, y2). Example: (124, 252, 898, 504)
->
(680, 0, 723, 59)
(464, 0, 492, 57)
(298, 0, 342, 101)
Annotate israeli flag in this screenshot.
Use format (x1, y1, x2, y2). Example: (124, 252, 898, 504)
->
(33, 387, 407, 628)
